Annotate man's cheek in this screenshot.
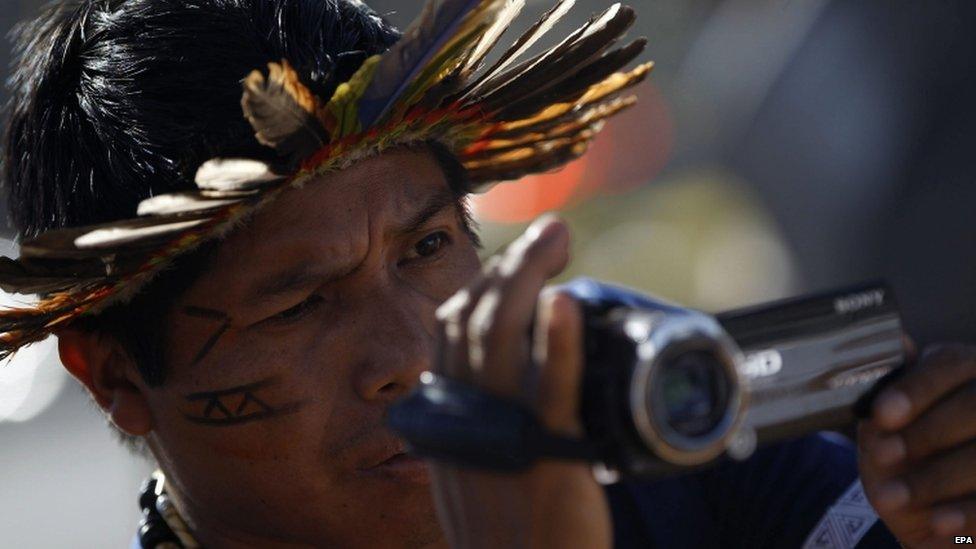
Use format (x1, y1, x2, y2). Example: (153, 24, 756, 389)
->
(417, 244, 482, 304)
(158, 340, 334, 462)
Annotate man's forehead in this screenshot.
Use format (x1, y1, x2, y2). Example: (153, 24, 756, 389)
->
(186, 149, 454, 299)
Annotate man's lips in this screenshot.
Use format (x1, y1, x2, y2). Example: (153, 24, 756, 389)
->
(356, 440, 429, 483)
(358, 448, 430, 483)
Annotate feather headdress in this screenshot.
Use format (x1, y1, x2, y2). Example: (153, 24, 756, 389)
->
(0, 0, 651, 359)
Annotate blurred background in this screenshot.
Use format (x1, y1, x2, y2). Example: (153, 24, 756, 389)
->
(1, 0, 974, 546)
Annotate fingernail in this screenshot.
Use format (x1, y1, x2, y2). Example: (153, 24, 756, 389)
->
(874, 390, 911, 427)
(874, 435, 906, 467)
(525, 214, 562, 242)
(874, 481, 910, 512)
(932, 509, 966, 536)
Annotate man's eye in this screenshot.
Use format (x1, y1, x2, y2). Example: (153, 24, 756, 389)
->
(266, 294, 324, 323)
(405, 231, 451, 262)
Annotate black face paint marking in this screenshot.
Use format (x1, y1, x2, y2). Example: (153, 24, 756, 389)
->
(182, 377, 306, 426)
(182, 306, 232, 365)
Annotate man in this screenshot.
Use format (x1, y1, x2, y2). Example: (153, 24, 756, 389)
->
(1, 1, 974, 547)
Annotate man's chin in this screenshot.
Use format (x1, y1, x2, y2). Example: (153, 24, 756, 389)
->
(348, 472, 444, 549)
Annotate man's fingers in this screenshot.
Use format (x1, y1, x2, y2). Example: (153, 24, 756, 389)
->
(534, 291, 585, 436)
(872, 344, 976, 431)
(435, 260, 498, 380)
(902, 335, 918, 364)
(899, 380, 976, 463)
(873, 440, 976, 513)
(468, 216, 570, 396)
(859, 420, 909, 476)
(930, 501, 976, 538)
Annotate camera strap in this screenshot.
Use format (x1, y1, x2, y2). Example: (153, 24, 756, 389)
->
(387, 373, 599, 471)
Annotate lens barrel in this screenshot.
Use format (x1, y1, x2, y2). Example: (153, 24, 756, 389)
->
(614, 307, 747, 468)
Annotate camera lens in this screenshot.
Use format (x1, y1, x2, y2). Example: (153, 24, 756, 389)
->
(657, 350, 731, 438)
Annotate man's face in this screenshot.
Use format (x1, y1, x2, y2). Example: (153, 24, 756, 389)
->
(143, 149, 481, 547)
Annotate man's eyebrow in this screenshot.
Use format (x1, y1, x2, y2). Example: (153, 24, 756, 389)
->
(245, 262, 337, 305)
(394, 188, 459, 236)
(245, 189, 458, 304)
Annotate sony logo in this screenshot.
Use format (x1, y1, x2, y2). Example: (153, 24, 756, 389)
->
(834, 289, 885, 314)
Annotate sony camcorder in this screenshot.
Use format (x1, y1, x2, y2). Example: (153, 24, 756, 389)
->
(387, 279, 905, 480)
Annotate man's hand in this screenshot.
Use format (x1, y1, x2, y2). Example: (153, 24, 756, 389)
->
(860, 343, 976, 548)
(429, 215, 612, 549)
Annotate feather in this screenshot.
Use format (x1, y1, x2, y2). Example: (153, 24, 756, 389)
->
(194, 159, 286, 192)
(20, 213, 212, 260)
(464, 125, 599, 160)
(483, 95, 636, 144)
(465, 132, 592, 184)
(0, 257, 103, 295)
(475, 4, 636, 113)
(74, 219, 209, 250)
(459, 0, 576, 101)
(492, 63, 651, 135)
(136, 192, 245, 217)
(0, 289, 109, 360)
(462, 5, 590, 107)
(458, 0, 576, 102)
(466, 101, 635, 156)
(9, 253, 148, 284)
(493, 37, 645, 121)
(384, 23, 489, 122)
(242, 60, 329, 163)
(414, 0, 525, 110)
(459, 0, 525, 79)
(356, 0, 486, 128)
(326, 55, 382, 138)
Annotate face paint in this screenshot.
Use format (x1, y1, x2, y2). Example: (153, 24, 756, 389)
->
(181, 376, 306, 426)
(182, 306, 233, 366)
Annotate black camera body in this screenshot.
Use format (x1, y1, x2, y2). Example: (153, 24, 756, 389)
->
(387, 278, 905, 480)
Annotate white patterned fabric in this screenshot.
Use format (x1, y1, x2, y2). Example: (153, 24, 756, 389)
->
(802, 480, 880, 549)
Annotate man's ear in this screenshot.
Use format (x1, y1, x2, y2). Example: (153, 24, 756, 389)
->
(56, 328, 153, 436)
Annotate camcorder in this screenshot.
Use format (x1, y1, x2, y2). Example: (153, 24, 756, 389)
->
(388, 279, 905, 480)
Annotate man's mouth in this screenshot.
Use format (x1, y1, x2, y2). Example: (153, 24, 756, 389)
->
(358, 448, 430, 484)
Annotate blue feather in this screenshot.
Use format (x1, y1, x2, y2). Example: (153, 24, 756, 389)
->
(357, 0, 486, 129)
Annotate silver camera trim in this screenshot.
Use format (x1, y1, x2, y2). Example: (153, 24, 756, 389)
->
(627, 310, 748, 466)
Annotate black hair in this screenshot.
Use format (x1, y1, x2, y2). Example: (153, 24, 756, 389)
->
(1, 0, 413, 386)
(4, 0, 401, 236)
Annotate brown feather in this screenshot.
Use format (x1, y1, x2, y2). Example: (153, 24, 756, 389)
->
(464, 132, 593, 184)
(19, 212, 212, 260)
(463, 102, 632, 157)
(459, 6, 591, 106)
(469, 4, 635, 112)
(457, 0, 577, 102)
(488, 94, 638, 141)
(463, 126, 599, 161)
(417, 0, 526, 110)
(241, 60, 329, 164)
(0, 259, 104, 295)
(492, 37, 646, 121)
(492, 63, 651, 136)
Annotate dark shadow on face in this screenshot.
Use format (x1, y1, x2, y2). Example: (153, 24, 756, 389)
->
(145, 148, 481, 548)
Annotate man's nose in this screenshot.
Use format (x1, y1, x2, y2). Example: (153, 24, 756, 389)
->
(352, 292, 433, 402)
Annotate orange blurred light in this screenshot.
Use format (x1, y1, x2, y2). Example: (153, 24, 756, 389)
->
(470, 81, 673, 224)
(471, 155, 588, 223)
(582, 81, 673, 195)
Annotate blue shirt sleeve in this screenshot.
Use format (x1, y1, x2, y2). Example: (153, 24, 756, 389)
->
(605, 433, 901, 549)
